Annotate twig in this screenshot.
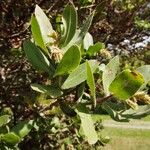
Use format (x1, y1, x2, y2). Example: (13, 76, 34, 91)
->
(96, 94, 113, 104)
(46, 0, 59, 14)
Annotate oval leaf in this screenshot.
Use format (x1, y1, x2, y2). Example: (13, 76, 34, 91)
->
(23, 41, 55, 77)
(86, 61, 96, 107)
(61, 4, 77, 47)
(35, 5, 57, 46)
(2, 133, 20, 145)
(109, 69, 144, 100)
(62, 60, 99, 89)
(31, 83, 63, 98)
(102, 56, 120, 96)
(55, 45, 81, 76)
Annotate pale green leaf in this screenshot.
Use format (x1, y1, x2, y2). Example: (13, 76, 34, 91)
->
(86, 61, 96, 107)
(23, 41, 55, 77)
(76, 105, 98, 144)
(109, 69, 144, 100)
(102, 56, 120, 96)
(136, 65, 150, 89)
(55, 45, 81, 76)
(61, 4, 77, 47)
(35, 5, 56, 46)
(61, 60, 99, 89)
(31, 15, 48, 54)
(31, 83, 63, 98)
(0, 115, 10, 127)
(83, 32, 93, 50)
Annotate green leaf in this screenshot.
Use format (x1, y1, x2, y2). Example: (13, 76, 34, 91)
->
(55, 45, 81, 76)
(59, 101, 77, 117)
(102, 102, 117, 120)
(77, 12, 95, 43)
(109, 69, 144, 100)
(2, 120, 34, 145)
(83, 32, 93, 50)
(61, 4, 77, 47)
(77, 83, 85, 102)
(35, 5, 57, 46)
(86, 61, 96, 107)
(87, 42, 105, 56)
(76, 105, 98, 144)
(102, 102, 129, 122)
(23, 41, 55, 77)
(122, 104, 150, 119)
(0, 115, 10, 127)
(31, 83, 63, 98)
(102, 56, 120, 96)
(2, 133, 20, 145)
(61, 60, 99, 89)
(11, 120, 34, 139)
(62, 12, 94, 51)
(102, 101, 150, 121)
(31, 15, 48, 54)
(136, 65, 150, 88)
